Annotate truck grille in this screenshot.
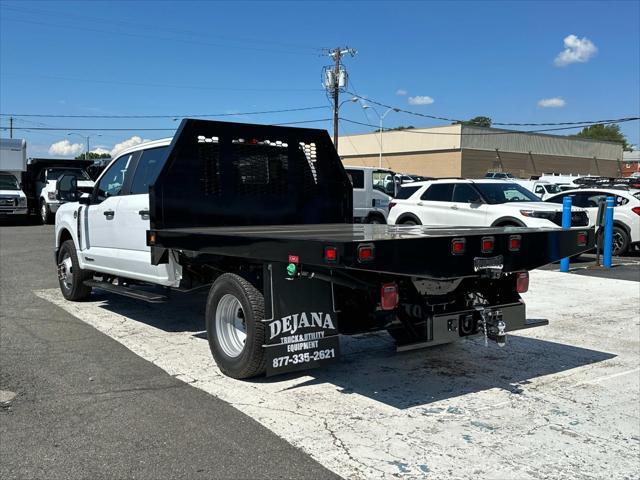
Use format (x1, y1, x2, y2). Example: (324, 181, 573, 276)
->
(551, 211, 589, 227)
(0, 196, 18, 207)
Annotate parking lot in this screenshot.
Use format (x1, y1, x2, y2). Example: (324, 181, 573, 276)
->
(1, 223, 639, 479)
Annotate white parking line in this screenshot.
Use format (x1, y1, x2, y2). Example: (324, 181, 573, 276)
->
(575, 367, 640, 386)
(34, 270, 640, 479)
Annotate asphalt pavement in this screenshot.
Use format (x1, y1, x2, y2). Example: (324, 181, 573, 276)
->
(0, 223, 337, 480)
(538, 250, 640, 281)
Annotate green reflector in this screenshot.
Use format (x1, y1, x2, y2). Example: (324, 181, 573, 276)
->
(287, 263, 297, 276)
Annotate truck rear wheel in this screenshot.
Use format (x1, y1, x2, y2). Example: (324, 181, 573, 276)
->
(57, 240, 92, 301)
(206, 273, 266, 379)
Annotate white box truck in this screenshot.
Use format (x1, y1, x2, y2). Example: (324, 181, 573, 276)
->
(0, 138, 28, 219)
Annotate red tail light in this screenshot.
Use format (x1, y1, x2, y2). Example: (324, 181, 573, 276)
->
(577, 231, 588, 247)
(508, 235, 521, 252)
(358, 244, 375, 262)
(632, 207, 640, 216)
(324, 246, 337, 263)
(481, 236, 494, 253)
(388, 201, 396, 212)
(380, 282, 399, 310)
(451, 238, 466, 255)
(516, 271, 529, 293)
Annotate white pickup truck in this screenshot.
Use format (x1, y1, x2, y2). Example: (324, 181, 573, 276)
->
(53, 120, 593, 379)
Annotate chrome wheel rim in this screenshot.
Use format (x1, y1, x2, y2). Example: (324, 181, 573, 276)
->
(57, 252, 73, 290)
(41, 203, 47, 222)
(215, 294, 247, 358)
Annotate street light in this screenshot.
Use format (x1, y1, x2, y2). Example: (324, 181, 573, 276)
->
(67, 132, 102, 160)
(361, 105, 400, 168)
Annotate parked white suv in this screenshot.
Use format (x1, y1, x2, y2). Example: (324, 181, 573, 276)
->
(388, 179, 590, 228)
(545, 188, 640, 255)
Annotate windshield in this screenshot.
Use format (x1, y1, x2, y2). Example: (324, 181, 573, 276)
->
(46, 168, 90, 181)
(0, 174, 20, 190)
(545, 184, 561, 194)
(475, 182, 541, 204)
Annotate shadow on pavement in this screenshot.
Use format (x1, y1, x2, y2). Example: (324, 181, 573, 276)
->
(87, 290, 616, 409)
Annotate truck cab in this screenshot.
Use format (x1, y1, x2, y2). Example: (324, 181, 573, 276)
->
(344, 166, 396, 223)
(55, 139, 177, 285)
(0, 138, 28, 219)
(0, 172, 28, 218)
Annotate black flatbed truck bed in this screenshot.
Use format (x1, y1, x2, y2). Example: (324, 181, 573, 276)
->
(149, 223, 592, 279)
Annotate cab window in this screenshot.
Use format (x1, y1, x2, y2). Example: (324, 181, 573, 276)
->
(372, 170, 395, 196)
(345, 169, 364, 189)
(130, 147, 169, 195)
(95, 154, 133, 201)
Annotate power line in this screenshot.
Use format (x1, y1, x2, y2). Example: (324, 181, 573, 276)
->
(1, 15, 321, 57)
(0, 73, 325, 93)
(339, 117, 640, 135)
(1, 118, 332, 132)
(0, 106, 329, 119)
(347, 92, 640, 127)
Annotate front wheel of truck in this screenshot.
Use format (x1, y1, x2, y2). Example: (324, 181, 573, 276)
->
(57, 240, 92, 301)
(206, 273, 266, 379)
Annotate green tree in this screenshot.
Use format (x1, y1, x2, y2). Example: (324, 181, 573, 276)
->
(454, 116, 492, 128)
(573, 124, 632, 151)
(74, 152, 111, 160)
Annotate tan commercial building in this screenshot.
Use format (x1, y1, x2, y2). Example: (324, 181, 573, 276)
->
(338, 124, 624, 178)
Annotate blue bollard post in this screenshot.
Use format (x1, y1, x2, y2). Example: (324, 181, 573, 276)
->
(559, 196, 572, 272)
(603, 196, 614, 268)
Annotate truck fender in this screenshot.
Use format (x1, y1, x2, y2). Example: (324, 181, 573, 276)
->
(395, 213, 422, 225)
(491, 216, 526, 227)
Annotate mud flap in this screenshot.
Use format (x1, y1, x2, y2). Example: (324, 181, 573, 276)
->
(262, 263, 340, 376)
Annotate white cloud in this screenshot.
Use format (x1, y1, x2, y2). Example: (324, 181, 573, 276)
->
(91, 147, 111, 155)
(396, 89, 407, 96)
(408, 95, 434, 106)
(537, 97, 566, 108)
(48, 140, 84, 157)
(110, 136, 147, 157)
(554, 35, 597, 66)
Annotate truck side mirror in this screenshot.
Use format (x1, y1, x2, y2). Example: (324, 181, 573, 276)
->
(56, 174, 78, 202)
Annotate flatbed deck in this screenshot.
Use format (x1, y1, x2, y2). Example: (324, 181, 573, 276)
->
(149, 223, 592, 278)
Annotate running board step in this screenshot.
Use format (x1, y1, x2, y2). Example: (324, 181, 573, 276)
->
(83, 280, 168, 303)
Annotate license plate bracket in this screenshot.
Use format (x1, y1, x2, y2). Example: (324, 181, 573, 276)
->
(474, 255, 504, 273)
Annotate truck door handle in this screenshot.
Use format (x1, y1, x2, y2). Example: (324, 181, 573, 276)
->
(450, 205, 459, 210)
(103, 210, 115, 217)
(138, 209, 150, 217)
(417, 201, 424, 206)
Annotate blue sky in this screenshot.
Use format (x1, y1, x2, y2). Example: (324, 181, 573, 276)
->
(1, 0, 638, 157)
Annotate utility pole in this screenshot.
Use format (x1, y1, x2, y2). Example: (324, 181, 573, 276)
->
(323, 47, 356, 151)
(9, 117, 13, 138)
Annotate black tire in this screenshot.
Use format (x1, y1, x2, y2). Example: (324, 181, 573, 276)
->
(366, 214, 386, 225)
(57, 240, 92, 301)
(400, 218, 419, 226)
(612, 225, 630, 256)
(206, 273, 266, 379)
(40, 200, 53, 225)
